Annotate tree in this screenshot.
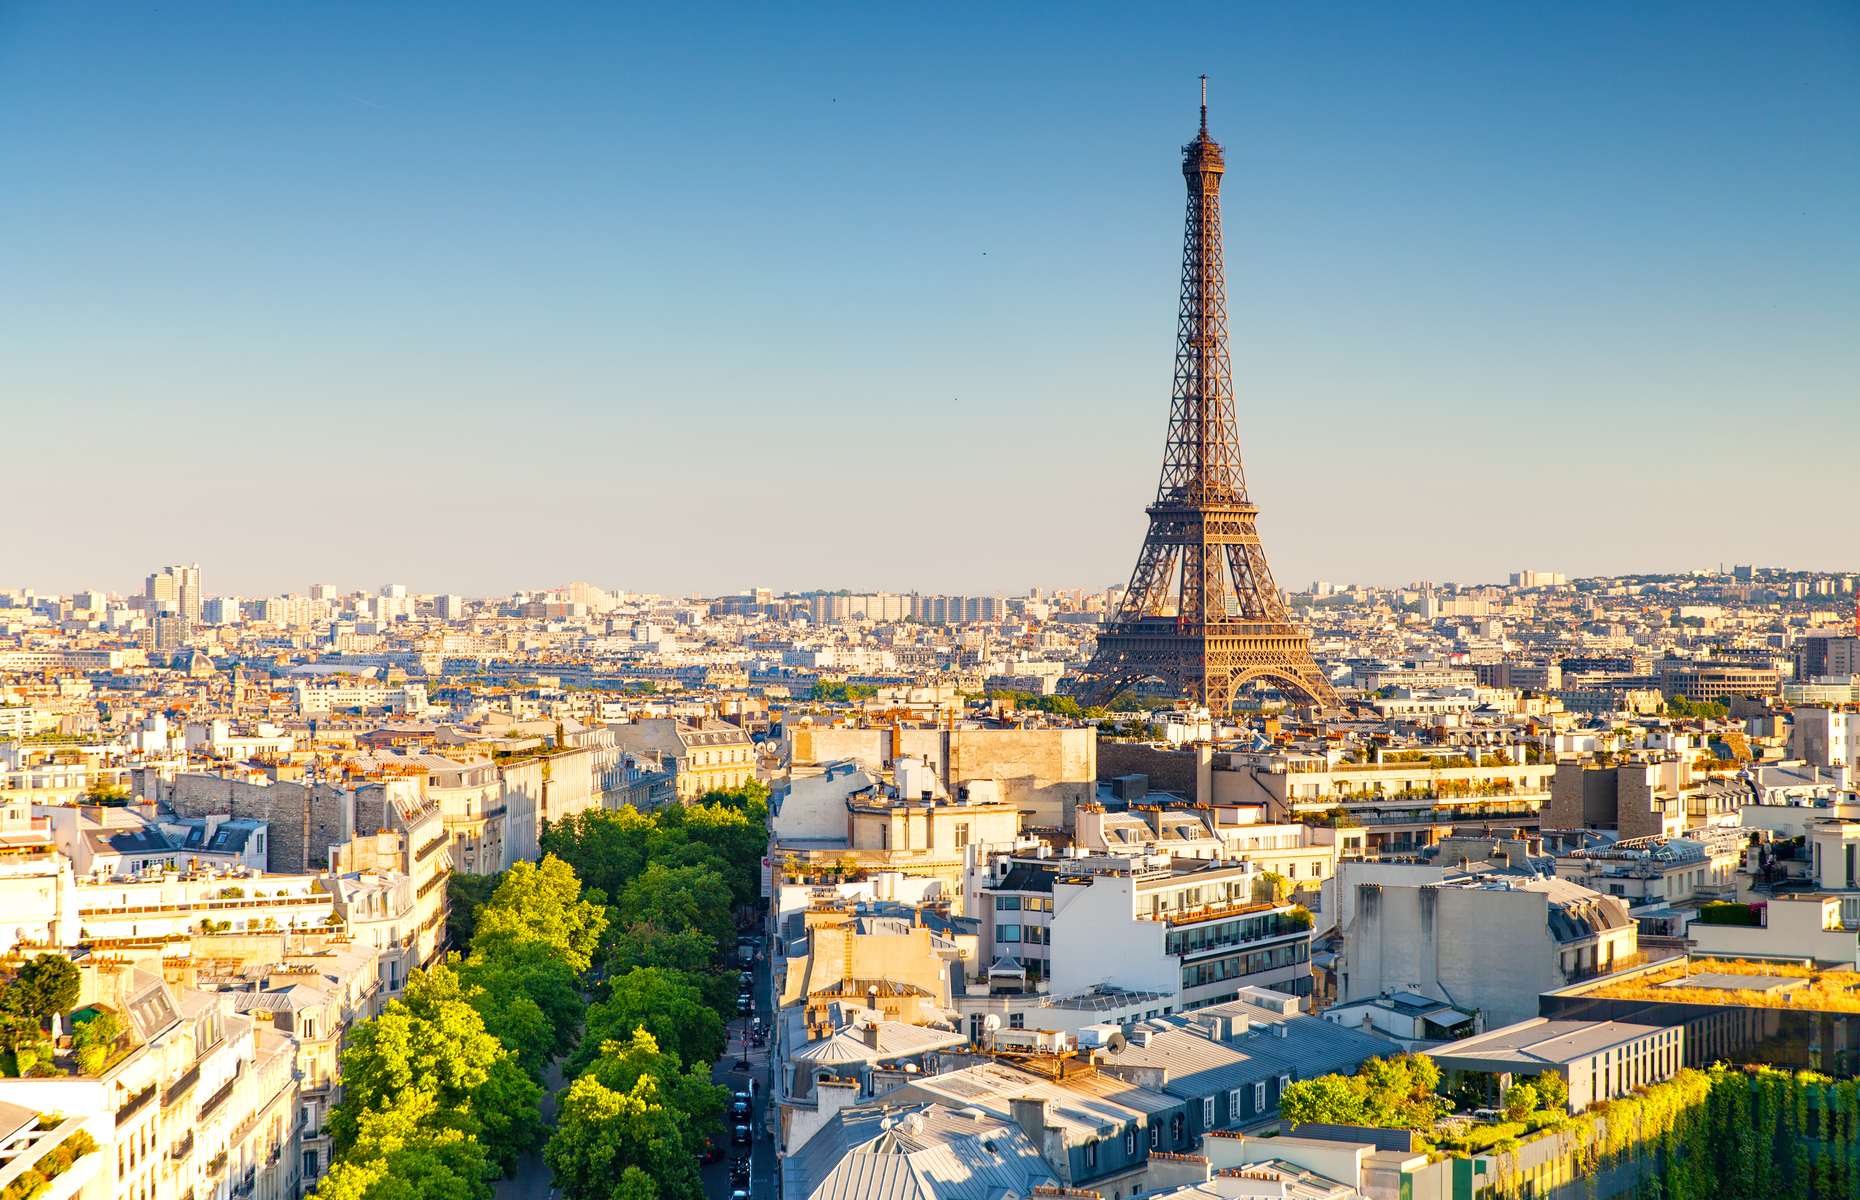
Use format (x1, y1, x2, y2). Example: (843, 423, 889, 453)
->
(314, 1089, 493, 1200)
(547, 1073, 695, 1200)
(1281, 1055, 1446, 1132)
(599, 921, 733, 1013)
(1279, 1075, 1369, 1128)
(575, 969, 724, 1076)
(1253, 871, 1293, 904)
(541, 807, 659, 903)
(612, 863, 732, 958)
(681, 800, 769, 909)
(472, 855, 608, 972)
(327, 965, 541, 1176)
(577, 1028, 726, 1159)
(0, 955, 80, 1027)
(445, 872, 505, 949)
(1535, 1070, 1569, 1114)
(1504, 1082, 1540, 1121)
(456, 942, 583, 1062)
(72, 1010, 122, 1075)
(0, 1012, 51, 1076)
(1357, 1054, 1447, 1129)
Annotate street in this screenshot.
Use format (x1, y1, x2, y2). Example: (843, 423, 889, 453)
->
(495, 1060, 567, 1200)
(701, 939, 775, 1200)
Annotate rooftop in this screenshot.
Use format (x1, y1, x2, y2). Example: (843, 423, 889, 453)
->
(1426, 1017, 1670, 1069)
(1583, 958, 1860, 1012)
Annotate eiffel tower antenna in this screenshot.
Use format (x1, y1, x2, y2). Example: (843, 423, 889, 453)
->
(1072, 79, 1339, 713)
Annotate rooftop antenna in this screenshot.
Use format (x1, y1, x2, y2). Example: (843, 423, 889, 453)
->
(1199, 74, 1208, 136)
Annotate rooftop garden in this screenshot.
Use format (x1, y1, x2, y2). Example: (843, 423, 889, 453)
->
(1283, 1053, 1860, 1199)
(0, 955, 128, 1078)
(1586, 958, 1860, 1013)
(0, 1124, 100, 1200)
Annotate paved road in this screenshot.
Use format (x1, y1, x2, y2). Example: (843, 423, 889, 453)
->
(702, 941, 775, 1200)
(496, 1060, 567, 1200)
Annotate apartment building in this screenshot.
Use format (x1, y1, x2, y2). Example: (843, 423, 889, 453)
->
(610, 717, 757, 800)
(0, 962, 300, 1200)
(1552, 828, 1746, 905)
(1210, 748, 1555, 856)
(1545, 761, 1745, 840)
(1342, 873, 1639, 1026)
(1037, 854, 1314, 1008)
(0, 796, 78, 953)
(1792, 705, 1860, 769)
(790, 723, 1096, 828)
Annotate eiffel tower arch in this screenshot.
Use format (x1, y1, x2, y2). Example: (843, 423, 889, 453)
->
(1072, 80, 1340, 713)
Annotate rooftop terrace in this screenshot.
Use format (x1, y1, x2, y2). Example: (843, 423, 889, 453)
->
(1584, 958, 1860, 1013)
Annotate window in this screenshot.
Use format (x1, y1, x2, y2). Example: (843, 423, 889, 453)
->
(1171, 1113, 1184, 1145)
(1124, 1127, 1136, 1155)
(1150, 1125, 1159, 1148)
(997, 924, 1021, 943)
(1009, 1013, 1025, 1029)
(1085, 1141, 1098, 1170)
(1253, 1082, 1266, 1112)
(1201, 1096, 1215, 1126)
(1227, 1088, 1242, 1123)
(955, 823, 970, 849)
(1278, 1073, 1292, 1095)
(995, 895, 1022, 911)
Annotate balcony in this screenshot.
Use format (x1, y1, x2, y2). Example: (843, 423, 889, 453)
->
(1563, 951, 1650, 985)
(199, 1068, 240, 1121)
(1148, 898, 1283, 927)
(171, 1132, 195, 1161)
(119, 1081, 158, 1123)
(164, 1061, 201, 1106)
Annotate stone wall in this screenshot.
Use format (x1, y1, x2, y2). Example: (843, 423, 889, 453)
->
(1097, 741, 1197, 798)
(143, 770, 353, 872)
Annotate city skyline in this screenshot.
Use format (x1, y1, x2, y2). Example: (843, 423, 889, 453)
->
(4, 3, 1856, 595)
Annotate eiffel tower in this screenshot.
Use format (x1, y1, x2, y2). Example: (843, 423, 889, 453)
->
(1074, 79, 1339, 713)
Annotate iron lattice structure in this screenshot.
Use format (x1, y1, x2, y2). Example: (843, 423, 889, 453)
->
(1074, 84, 1340, 713)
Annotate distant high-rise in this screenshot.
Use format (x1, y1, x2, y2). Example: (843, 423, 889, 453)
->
(146, 563, 202, 624)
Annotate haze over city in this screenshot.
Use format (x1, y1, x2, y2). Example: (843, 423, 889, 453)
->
(4, 2, 1856, 597)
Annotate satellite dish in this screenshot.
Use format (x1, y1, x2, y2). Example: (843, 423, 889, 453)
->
(1106, 1032, 1128, 1054)
(982, 1014, 1002, 1034)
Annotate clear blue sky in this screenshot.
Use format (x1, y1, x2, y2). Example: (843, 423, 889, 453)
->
(2, 2, 1855, 598)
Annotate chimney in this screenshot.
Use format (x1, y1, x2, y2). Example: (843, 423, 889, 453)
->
(863, 1020, 881, 1051)
(1010, 1096, 1050, 1144)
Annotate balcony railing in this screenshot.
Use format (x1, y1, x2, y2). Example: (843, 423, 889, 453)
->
(119, 1081, 158, 1123)
(164, 1061, 201, 1106)
(1146, 898, 1284, 926)
(1564, 951, 1650, 984)
(200, 1068, 240, 1121)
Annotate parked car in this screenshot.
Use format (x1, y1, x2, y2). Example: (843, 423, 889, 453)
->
(739, 970, 754, 987)
(731, 1098, 751, 1121)
(733, 1124, 752, 1146)
(737, 993, 753, 1015)
(730, 1159, 751, 1185)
